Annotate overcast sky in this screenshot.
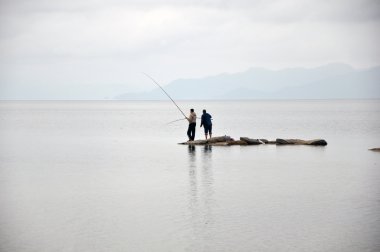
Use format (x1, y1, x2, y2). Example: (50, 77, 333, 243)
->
(0, 0, 379, 99)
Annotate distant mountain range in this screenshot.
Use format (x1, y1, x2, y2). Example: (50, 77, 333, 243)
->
(116, 63, 380, 100)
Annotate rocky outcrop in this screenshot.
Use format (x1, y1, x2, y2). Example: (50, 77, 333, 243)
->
(227, 140, 248, 145)
(182, 139, 208, 145)
(207, 136, 233, 143)
(240, 137, 267, 145)
(179, 136, 328, 146)
(275, 139, 328, 146)
(179, 136, 233, 145)
(369, 148, 380, 152)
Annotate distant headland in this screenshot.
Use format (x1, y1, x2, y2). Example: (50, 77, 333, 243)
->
(116, 63, 380, 100)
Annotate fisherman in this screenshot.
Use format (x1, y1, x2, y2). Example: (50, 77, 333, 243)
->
(186, 108, 197, 141)
(200, 109, 212, 139)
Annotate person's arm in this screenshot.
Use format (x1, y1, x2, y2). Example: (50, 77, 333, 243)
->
(200, 115, 204, 127)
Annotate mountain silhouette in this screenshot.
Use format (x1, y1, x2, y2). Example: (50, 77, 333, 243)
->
(116, 63, 380, 100)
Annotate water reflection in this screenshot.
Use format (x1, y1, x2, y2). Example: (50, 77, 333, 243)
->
(203, 145, 212, 153)
(188, 145, 197, 202)
(188, 145, 196, 155)
(187, 145, 215, 251)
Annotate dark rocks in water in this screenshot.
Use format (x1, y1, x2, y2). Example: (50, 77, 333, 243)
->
(240, 137, 264, 145)
(369, 148, 380, 152)
(207, 135, 233, 143)
(211, 142, 230, 146)
(183, 139, 207, 145)
(228, 140, 248, 145)
(179, 136, 328, 146)
(179, 136, 232, 145)
(276, 138, 328, 146)
(308, 139, 328, 146)
(275, 138, 290, 145)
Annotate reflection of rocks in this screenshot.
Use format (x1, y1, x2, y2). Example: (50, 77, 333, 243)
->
(369, 148, 380, 152)
(179, 136, 328, 146)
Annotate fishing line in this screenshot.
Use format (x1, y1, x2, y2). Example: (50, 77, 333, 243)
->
(166, 118, 187, 125)
(166, 117, 204, 125)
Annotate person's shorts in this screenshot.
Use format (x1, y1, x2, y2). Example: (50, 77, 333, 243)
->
(204, 124, 212, 134)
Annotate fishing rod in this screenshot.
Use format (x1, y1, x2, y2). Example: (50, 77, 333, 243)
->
(142, 73, 187, 119)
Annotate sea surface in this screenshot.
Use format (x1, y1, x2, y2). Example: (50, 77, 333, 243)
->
(0, 100, 379, 252)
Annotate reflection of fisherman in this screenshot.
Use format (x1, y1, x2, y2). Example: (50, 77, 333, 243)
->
(200, 109, 212, 139)
(186, 108, 197, 141)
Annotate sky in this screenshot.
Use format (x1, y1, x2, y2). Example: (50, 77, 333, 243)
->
(0, 0, 379, 99)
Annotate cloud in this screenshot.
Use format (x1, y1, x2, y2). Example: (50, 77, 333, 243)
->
(0, 0, 379, 99)
(1, 0, 378, 57)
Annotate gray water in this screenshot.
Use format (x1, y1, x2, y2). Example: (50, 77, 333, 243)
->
(0, 100, 379, 252)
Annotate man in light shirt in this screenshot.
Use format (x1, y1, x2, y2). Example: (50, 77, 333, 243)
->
(186, 108, 197, 141)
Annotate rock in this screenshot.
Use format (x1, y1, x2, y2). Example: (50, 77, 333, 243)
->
(276, 138, 291, 144)
(240, 137, 264, 145)
(178, 139, 207, 145)
(308, 139, 328, 146)
(211, 142, 230, 146)
(227, 140, 248, 145)
(207, 135, 233, 143)
(276, 138, 327, 146)
(179, 136, 232, 145)
(179, 136, 327, 146)
(369, 148, 380, 152)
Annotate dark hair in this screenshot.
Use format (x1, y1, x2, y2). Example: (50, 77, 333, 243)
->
(190, 108, 194, 112)
(203, 109, 206, 113)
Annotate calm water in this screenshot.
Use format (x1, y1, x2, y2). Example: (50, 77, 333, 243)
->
(0, 100, 379, 252)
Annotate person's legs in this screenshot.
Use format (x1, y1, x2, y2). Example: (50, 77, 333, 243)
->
(209, 124, 212, 138)
(187, 124, 192, 141)
(204, 125, 208, 139)
(190, 123, 196, 140)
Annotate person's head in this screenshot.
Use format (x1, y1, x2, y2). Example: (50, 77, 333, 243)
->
(190, 108, 194, 112)
(203, 109, 206, 114)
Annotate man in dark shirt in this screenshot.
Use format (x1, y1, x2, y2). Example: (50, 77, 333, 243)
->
(200, 109, 212, 139)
